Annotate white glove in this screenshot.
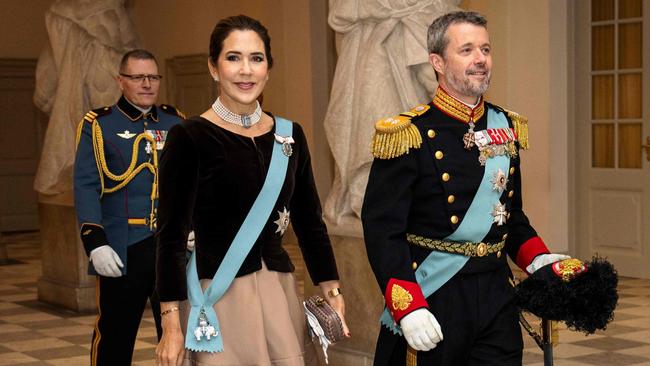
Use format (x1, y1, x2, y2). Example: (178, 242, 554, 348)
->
(187, 230, 195, 251)
(399, 308, 443, 351)
(526, 253, 571, 274)
(90, 245, 124, 277)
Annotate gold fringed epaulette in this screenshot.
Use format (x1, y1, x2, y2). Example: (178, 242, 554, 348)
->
(160, 104, 186, 119)
(371, 114, 423, 159)
(504, 108, 529, 150)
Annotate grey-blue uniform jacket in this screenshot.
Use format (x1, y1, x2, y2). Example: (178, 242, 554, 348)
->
(74, 96, 183, 275)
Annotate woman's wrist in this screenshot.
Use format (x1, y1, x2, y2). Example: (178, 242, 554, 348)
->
(161, 301, 180, 312)
(160, 301, 182, 330)
(318, 280, 342, 298)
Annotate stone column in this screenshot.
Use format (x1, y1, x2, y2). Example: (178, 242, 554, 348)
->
(37, 193, 96, 312)
(304, 231, 383, 365)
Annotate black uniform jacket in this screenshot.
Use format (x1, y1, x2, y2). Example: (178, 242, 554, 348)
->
(155, 115, 339, 302)
(362, 88, 549, 322)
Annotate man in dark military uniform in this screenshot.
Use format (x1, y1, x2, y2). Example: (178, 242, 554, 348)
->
(362, 11, 569, 366)
(74, 49, 184, 366)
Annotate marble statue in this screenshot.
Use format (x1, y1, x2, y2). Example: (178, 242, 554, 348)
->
(33, 0, 140, 196)
(323, 0, 461, 234)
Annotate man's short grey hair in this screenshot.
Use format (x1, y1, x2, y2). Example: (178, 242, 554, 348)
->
(427, 11, 488, 56)
(119, 49, 158, 72)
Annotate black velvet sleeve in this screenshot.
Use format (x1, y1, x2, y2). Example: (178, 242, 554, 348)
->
(289, 123, 339, 284)
(155, 123, 199, 301)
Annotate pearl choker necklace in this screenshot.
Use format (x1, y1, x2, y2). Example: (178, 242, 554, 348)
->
(211, 97, 262, 128)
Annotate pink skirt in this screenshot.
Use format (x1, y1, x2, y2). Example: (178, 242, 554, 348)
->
(180, 262, 317, 366)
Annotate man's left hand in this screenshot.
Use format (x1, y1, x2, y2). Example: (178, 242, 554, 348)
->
(526, 253, 571, 274)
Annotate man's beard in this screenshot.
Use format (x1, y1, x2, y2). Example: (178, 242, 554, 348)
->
(448, 68, 491, 98)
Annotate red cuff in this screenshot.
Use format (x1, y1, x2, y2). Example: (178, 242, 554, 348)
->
(384, 278, 428, 323)
(515, 236, 550, 271)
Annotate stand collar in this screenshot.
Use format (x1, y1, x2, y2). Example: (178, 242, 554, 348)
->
(116, 95, 159, 122)
(432, 87, 485, 123)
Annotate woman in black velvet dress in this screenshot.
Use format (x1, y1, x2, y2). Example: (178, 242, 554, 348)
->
(154, 15, 349, 366)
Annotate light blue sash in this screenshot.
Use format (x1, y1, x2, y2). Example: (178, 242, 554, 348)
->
(185, 117, 293, 352)
(381, 107, 511, 334)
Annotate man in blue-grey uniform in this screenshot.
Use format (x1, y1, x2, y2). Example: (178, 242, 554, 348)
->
(74, 49, 184, 366)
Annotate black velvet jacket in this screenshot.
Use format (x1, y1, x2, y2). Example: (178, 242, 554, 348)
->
(155, 115, 338, 301)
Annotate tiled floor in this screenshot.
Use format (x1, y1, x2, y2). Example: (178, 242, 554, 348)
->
(2, 232, 650, 365)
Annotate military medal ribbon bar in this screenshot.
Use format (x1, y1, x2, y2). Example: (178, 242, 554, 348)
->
(474, 127, 517, 148)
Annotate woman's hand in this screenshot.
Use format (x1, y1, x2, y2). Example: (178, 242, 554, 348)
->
(156, 302, 185, 366)
(318, 280, 351, 338)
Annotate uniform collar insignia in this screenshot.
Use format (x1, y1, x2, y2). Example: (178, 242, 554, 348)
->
(432, 87, 485, 124)
(116, 95, 159, 122)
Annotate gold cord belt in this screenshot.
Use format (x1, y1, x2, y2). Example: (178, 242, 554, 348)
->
(406, 233, 505, 257)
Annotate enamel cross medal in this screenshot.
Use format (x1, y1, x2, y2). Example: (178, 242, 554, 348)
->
(492, 202, 507, 226)
(463, 119, 476, 150)
(194, 307, 218, 342)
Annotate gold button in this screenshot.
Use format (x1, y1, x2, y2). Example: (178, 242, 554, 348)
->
(509, 167, 515, 175)
(451, 215, 459, 224)
(104, 107, 109, 110)
(442, 173, 450, 182)
(502, 233, 508, 240)
(427, 129, 436, 138)
(508, 190, 514, 198)
(435, 151, 444, 160)
(497, 250, 502, 258)
(447, 195, 455, 204)
(507, 213, 511, 219)
(412, 262, 418, 270)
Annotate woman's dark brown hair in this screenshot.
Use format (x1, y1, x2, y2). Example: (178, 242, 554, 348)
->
(209, 15, 273, 69)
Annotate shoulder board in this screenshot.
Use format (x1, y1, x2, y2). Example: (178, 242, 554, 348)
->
(77, 106, 110, 147)
(160, 104, 186, 119)
(83, 106, 112, 124)
(371, 110, 423, 160)
(501, 107, 529, 150)
(402, 104, 430, 118)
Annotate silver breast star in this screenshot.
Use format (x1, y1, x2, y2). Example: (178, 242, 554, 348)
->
(273, 207, 291, 235)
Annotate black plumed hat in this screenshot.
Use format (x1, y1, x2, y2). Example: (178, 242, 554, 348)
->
(515, 256, 618, 334)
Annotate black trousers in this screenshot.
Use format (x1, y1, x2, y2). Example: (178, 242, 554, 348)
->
(90, 236, 162, 366)
(377, 263, 523, 366)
